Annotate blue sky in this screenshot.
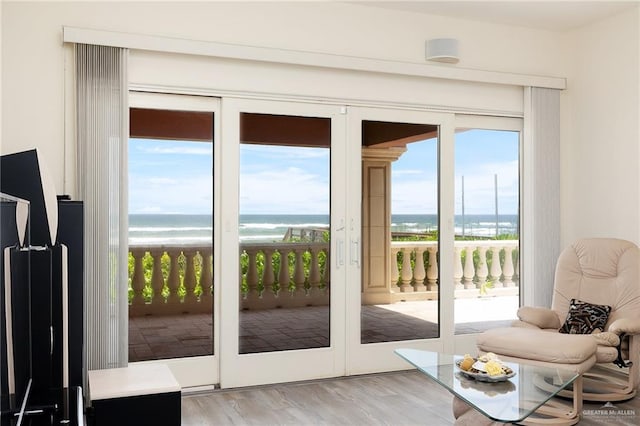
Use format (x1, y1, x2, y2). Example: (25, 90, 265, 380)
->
(239, 144, 330, 214)
(129, 129, 518, 215)
(392, 129, 519, 215)
(129, 139, 213, 214)
(455, 129, 519, 215)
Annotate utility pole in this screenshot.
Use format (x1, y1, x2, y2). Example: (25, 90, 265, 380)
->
(461, 175, 465, 237)
(494, 173, 499, 237)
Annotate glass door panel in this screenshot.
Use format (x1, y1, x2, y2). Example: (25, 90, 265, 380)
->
(360, 120, 440, 343)
(238, 112, 331, 354)
(453, 118, 521, 336)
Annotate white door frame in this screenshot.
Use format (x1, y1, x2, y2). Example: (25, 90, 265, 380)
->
(219, 97, 347, 388)
(344, 106, 456, 375)
(128, 91, 220, 388)
(127, 93, 525, 388)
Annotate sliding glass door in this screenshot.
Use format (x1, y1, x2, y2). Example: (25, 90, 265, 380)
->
(127, 92, 219, 387)
(452, 115, 522, 352)
(125, 94, 523, 388)
(345, 109, 523, 369)
(220, 98, 347, 387)
(345, 107, 455, 373)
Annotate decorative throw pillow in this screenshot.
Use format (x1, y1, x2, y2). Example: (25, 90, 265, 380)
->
(559, 299, 612, 334)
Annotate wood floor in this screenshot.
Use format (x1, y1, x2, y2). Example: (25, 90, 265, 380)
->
(181, 370, 640, 425)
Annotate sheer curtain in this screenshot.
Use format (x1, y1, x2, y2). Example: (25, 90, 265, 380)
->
(76, 44, 128, 369)
(528, 87, 561, 307)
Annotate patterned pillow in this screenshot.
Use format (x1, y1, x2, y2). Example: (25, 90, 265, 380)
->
(559, 299, 612, 334)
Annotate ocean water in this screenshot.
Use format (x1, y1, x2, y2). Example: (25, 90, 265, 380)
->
(129, 214, 213, 245)
(128, 213, 518, 245)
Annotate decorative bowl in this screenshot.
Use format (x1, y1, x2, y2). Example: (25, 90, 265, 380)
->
(455, 359, 516, 382)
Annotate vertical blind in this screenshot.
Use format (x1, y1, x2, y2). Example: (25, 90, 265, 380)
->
(530, 87, 561, 307)
(76, 44, 128, 369)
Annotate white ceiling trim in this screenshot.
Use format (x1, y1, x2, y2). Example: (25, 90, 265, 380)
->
(63, 26, 566, 90)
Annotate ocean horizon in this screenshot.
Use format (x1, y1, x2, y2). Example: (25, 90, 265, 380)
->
(128, 213, 518, 245)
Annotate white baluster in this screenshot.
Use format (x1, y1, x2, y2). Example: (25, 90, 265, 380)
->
(293, 247, 306, 295)
(200, 248, 213, 305)
(322, 248, 330, 290)
(131, 249, 146, 306)
(476, 246, 488, 290)
(426, 246, 439, 291)
(150, 249, 165, 304)
(453, 246, 464, 290)
(309, 247, 321, 295)
(462, 246, 476, 289)
(400, 247, 414, 292)
(263, 249, 275, 297)
(166, 248, 181, 304)
(489, 246, 503, 288)
(277, 249, 290, 296)
(413, 247, 427, 292)
(184, 249, 198, 305)
(390, 247, 400, 291)
(502, 247, 515, 287)
(245, 249, 259, 300)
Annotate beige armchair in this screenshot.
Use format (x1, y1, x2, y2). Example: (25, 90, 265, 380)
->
(480, 238, 640, 404)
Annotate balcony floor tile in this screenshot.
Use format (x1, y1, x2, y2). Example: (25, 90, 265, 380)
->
(129, 296, 517, 362)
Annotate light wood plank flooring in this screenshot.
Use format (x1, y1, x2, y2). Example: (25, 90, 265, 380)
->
(181, 370, 640, 425)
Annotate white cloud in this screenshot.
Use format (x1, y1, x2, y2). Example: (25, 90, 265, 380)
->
(129, 173, 213, 214)
(134, 205, 164, 214)
(390, 160, 519, 214)
(455, 160, 519, 214)
(240, 167, 329, 214)
(147, 177, 178, 185)
(393, 169, 424, 176)
(139, 145, 213, 155)
(391, 178, 438, 214)
(241, 144, 328, 160)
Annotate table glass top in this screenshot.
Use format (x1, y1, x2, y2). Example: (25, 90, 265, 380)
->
(395, 348, 579, 423)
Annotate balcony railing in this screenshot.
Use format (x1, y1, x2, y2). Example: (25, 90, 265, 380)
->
(128, 240, 519, 317)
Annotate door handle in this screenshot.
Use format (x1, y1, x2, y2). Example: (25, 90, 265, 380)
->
(350, 238, 360, 267)
(349, 219, 359, 267)
(337, 239, 345, 268)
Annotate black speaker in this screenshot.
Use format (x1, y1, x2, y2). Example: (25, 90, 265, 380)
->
(1, 200, 32, 425)
(56, 201, 84, 389)
(1, 149, 58, 247)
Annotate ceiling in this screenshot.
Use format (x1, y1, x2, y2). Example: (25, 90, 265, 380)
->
(355, 1, 638, 31)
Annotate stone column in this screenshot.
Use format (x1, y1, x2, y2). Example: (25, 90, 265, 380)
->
(361, 147, 406, 305)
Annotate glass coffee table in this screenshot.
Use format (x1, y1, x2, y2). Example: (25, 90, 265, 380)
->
(395, 348, 580, 424)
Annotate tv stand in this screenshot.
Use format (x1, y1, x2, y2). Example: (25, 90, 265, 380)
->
(87, 364, 180, 426)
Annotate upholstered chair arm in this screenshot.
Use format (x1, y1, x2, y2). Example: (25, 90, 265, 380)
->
(511, 320, 543, 329)
(516, 306, 561, 329)
(591, 331, 620, 347)
(608, 318, 640, 336)
(606, 319, 640, 368)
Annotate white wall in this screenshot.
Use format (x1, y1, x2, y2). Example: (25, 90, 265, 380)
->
(1, 1, 567, 195)
(561, 7, 640, 246)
